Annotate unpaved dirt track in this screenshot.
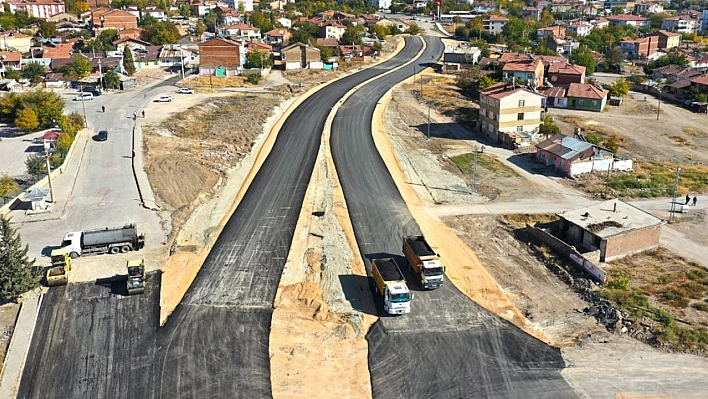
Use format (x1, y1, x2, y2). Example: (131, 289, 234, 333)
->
(17, 38, 424, 398)
(331, 35, 578, 399)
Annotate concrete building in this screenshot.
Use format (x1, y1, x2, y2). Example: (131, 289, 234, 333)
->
(199, 37, 244, 76)
(556, 200, 662, 262)
(661, 16, 699, 34)
(482, 15, 508, 35)
(650, 30, 681, 50)
(478, 82, 544, 145)
(4, 0, 65, 19)
(605, 14, 649, 28)
(566, 21, 592, 37)
(535, 133, 631, 177)
(281, 42, 320, 69)
(620, 36, 659, 59)
(547, 63, 586, 87)
(503, 58, 545, 88)
(566, 83, 609, 111)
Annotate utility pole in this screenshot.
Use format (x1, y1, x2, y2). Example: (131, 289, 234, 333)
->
(179, 46, 185, 81)
(656, 88, 662, 121)
(426, 103, 431, 139)
(472, 146, 478, 193)
(44, 145, 55, 204)
(80, 95, 88, 128)
(97, 58, 103, 90)
(669, 166, 681, 222)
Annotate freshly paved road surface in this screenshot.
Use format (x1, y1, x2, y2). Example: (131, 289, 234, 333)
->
(331, 36, 578, 398)
(18, 39, 424, 398)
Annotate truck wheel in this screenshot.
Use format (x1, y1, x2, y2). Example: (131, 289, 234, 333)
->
(70, 252, 79, 259)
(120, 245, 131, 253)
(110, 247, 120, 254)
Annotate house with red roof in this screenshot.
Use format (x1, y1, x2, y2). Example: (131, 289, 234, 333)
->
(547, 63, 586, 87)
(566, 83, 608, 111)
(605, 14, 648, 29)
(264, 28, 291, 47)
(503, 58, 545, 89)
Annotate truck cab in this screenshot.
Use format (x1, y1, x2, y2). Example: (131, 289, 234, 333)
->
(384, 283, 411, 315)
(61, 232, 83, 258)
(420, 259, 445, 289)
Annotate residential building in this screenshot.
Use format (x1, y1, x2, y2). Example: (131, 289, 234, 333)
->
(276, 17, 292, 28)
(159, 45, 195, 69)
(47, 11, 78, 22)
(477, 82, 545, 144)
(0, 51, 21, 77)
(125, 6, 167, 20)
(0, 32, 32, 53)
(225, 0, 254, 12)
(555, 199, 660, 262)
(634, 2, 663, 13)
(199, 37, 243, 75)
(620, 36, 658, 59)
(590, 17, 610, 29)
(547, 63, 586, 86)
(546, 36, 579, 55)
(92, 9, 138, 33)
(503, 58, 545, 88)
(264, 28, 291, 47)
(537, 25, 565, 39)
(482, 15, 508, 35)
(473, 1, 496, 14)
(605, 14, 648, 28)
(318, 22, 346, 40)
(220, 10, 242, 26)
(131, 46, 161, 70)
(661, 16, 699, 34)
(118, 27, 145, 40)
(443, 45, 481, 65)
(367, 0, 391, 9)
(566, 21, 592, 37)
(113, 37, 150, 54)
(192, 2, 218, 17)
(522, 6, 542, 19)
(650, 30, 680, 50)
(281, 42, 320, 69)
(224, 23, 261, 40)
(703, 10, 708, 32)
(536, 134, 628, 177)
(566, 83, 609, 111)
(4, 0, 65, 19)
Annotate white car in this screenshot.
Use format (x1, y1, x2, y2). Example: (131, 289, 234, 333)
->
(73, 93, 94, 101)
(154, 95, 173, 102)
(177, 88, 195, 94)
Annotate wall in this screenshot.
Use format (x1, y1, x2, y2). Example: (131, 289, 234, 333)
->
(570, 157, 633, 176)
(602, 224, 662, 262)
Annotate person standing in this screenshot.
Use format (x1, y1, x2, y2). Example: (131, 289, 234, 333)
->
(686, 194, 691, 205)
(692, 196, 698, 206)
(102, 105, 105, 113)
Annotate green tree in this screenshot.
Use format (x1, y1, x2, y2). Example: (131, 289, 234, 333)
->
(569, 47, 596, 75)
(123, 46, 136, 76)
(25, 153, 46, 181)
(369, 24, 389, 40)
(103, 69, 121, 89)
(22, 61, 46, 83)
(0, 216, 39, 302)
(37, 20, 57, 38)
(55, 133, 73, 156)
(178, 4, 192, 17)
(59, 112, 84, 136)
(372, 42, 383, 53)
(4, 66, 21, 81)
(502, 17, 530, 48)
(15, 108, 39, 132)
(609, 78, 630, 97)
(406, 23, 421, 35)
(143, 21, 179, 44)
(340, 26, 363, 45)
(249, 11, 273, 33)
(478, 75, 498, 90)
(649, 13, 669, 30)
(291, 21, 316, 44)
(203, 9, 220, 33)
(245, 71, 261, 84)
(539, 114, 560, 134)
(23, 90, 64, 129)
(390, 25, 401, 36)
(67, 54, 93, 79)
(0, 175, 19, 204)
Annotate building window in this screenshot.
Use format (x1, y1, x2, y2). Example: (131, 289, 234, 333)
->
(517, 113, 524, 120)
(551, 75, 557, 81)
(592, 100, 597, 106)
(517, 126, 523, 132)
(579, 99, 585, 105)
(518, 99, 525, 107)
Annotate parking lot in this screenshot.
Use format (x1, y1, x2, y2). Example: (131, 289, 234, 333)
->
(0, 128, 52, 181)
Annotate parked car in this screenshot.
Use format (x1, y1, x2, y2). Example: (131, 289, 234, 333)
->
(73, 93, 94, 101)
(82, 86, 102, 96)
(177, 88, 195, 94)
(154, 95, 173, 102)
(96, 130, 108, 141)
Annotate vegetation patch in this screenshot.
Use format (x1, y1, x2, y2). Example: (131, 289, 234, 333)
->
(450, 153, 518, 178)
(602, 248, 708, 354)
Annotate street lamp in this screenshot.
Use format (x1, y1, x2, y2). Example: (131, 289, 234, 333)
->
(656, 87, 662, 121)
(669, 166, 681, 222)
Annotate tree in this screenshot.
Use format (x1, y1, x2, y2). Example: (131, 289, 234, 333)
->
(609, 78, 630, 97)
(245, 71, 261, 84)
(37, 20, 57, 38)
(142, 21, 179, 45)
(25, 153, 46, 180)
(22, 61, 46, 83)
(0, 216, 39, 301)
(0, 175, 19, 204)
(123, 46, 136, 76)
(59, 112, 84, 137)
(15, 108, 39, 132)
(4, 66, 21, 81)
(610, 6, 624, 15)
(406, 23, 421, 35)
(569, 47, 596, 75)
(104, 69, 120, 89)
(340, 26, 363, 45)
(246, 51, 267, 68)
(55, 133, 73, 156)
(67, 54, 93, 79)
(178, 4, 192, 17)
(369, 24, 389, 40)
(605, 46, 624, 70)
(539, 114, 560, 134)
(291, 22, 316, 44)
(478, 75, 498, 90)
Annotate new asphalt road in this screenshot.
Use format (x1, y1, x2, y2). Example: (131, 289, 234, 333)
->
(18, 38, 426, 398)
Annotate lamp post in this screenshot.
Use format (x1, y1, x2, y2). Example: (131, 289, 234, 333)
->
(656, 87, 662, 121)
(43, 143, 55, 204)
(669, 166, 681, 222)
(80, 94, 88, 128)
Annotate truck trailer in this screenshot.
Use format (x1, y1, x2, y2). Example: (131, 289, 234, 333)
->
(61, 223, 145, 258)
(402, 235, 445, 289)
(46, 248, 72, 287)
(371, 258, 411, 315)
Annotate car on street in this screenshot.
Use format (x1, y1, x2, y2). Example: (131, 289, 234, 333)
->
(96, 130, 108, 141)
(154, 95, 173, 102)
(177, 88, 195, 94)
(73, 93, 94, 101)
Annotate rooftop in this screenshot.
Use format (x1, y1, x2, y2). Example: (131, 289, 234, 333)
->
(557, 199, 662, 239)
(567, 83, 608, 99)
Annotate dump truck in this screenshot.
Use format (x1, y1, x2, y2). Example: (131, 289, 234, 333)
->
(46, 248, 72, 287)
(402, 235, 445, 289)
(371, 258, 411, 315)
(126, 259, 145, 295)
(61, 223, 145, 258)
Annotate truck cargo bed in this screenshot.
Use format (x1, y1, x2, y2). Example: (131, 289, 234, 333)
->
(83, 224, 137, 246)
(405, 235, 436, 257)
(375, 258, 404, 281)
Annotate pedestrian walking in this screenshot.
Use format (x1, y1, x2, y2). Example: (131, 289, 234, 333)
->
(102, 105, 105, 113)
(133, 111, 137, 120)
(686, 194, 691, 205)
(142, 110, 145, 118)
(693, 196, 698, 206)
